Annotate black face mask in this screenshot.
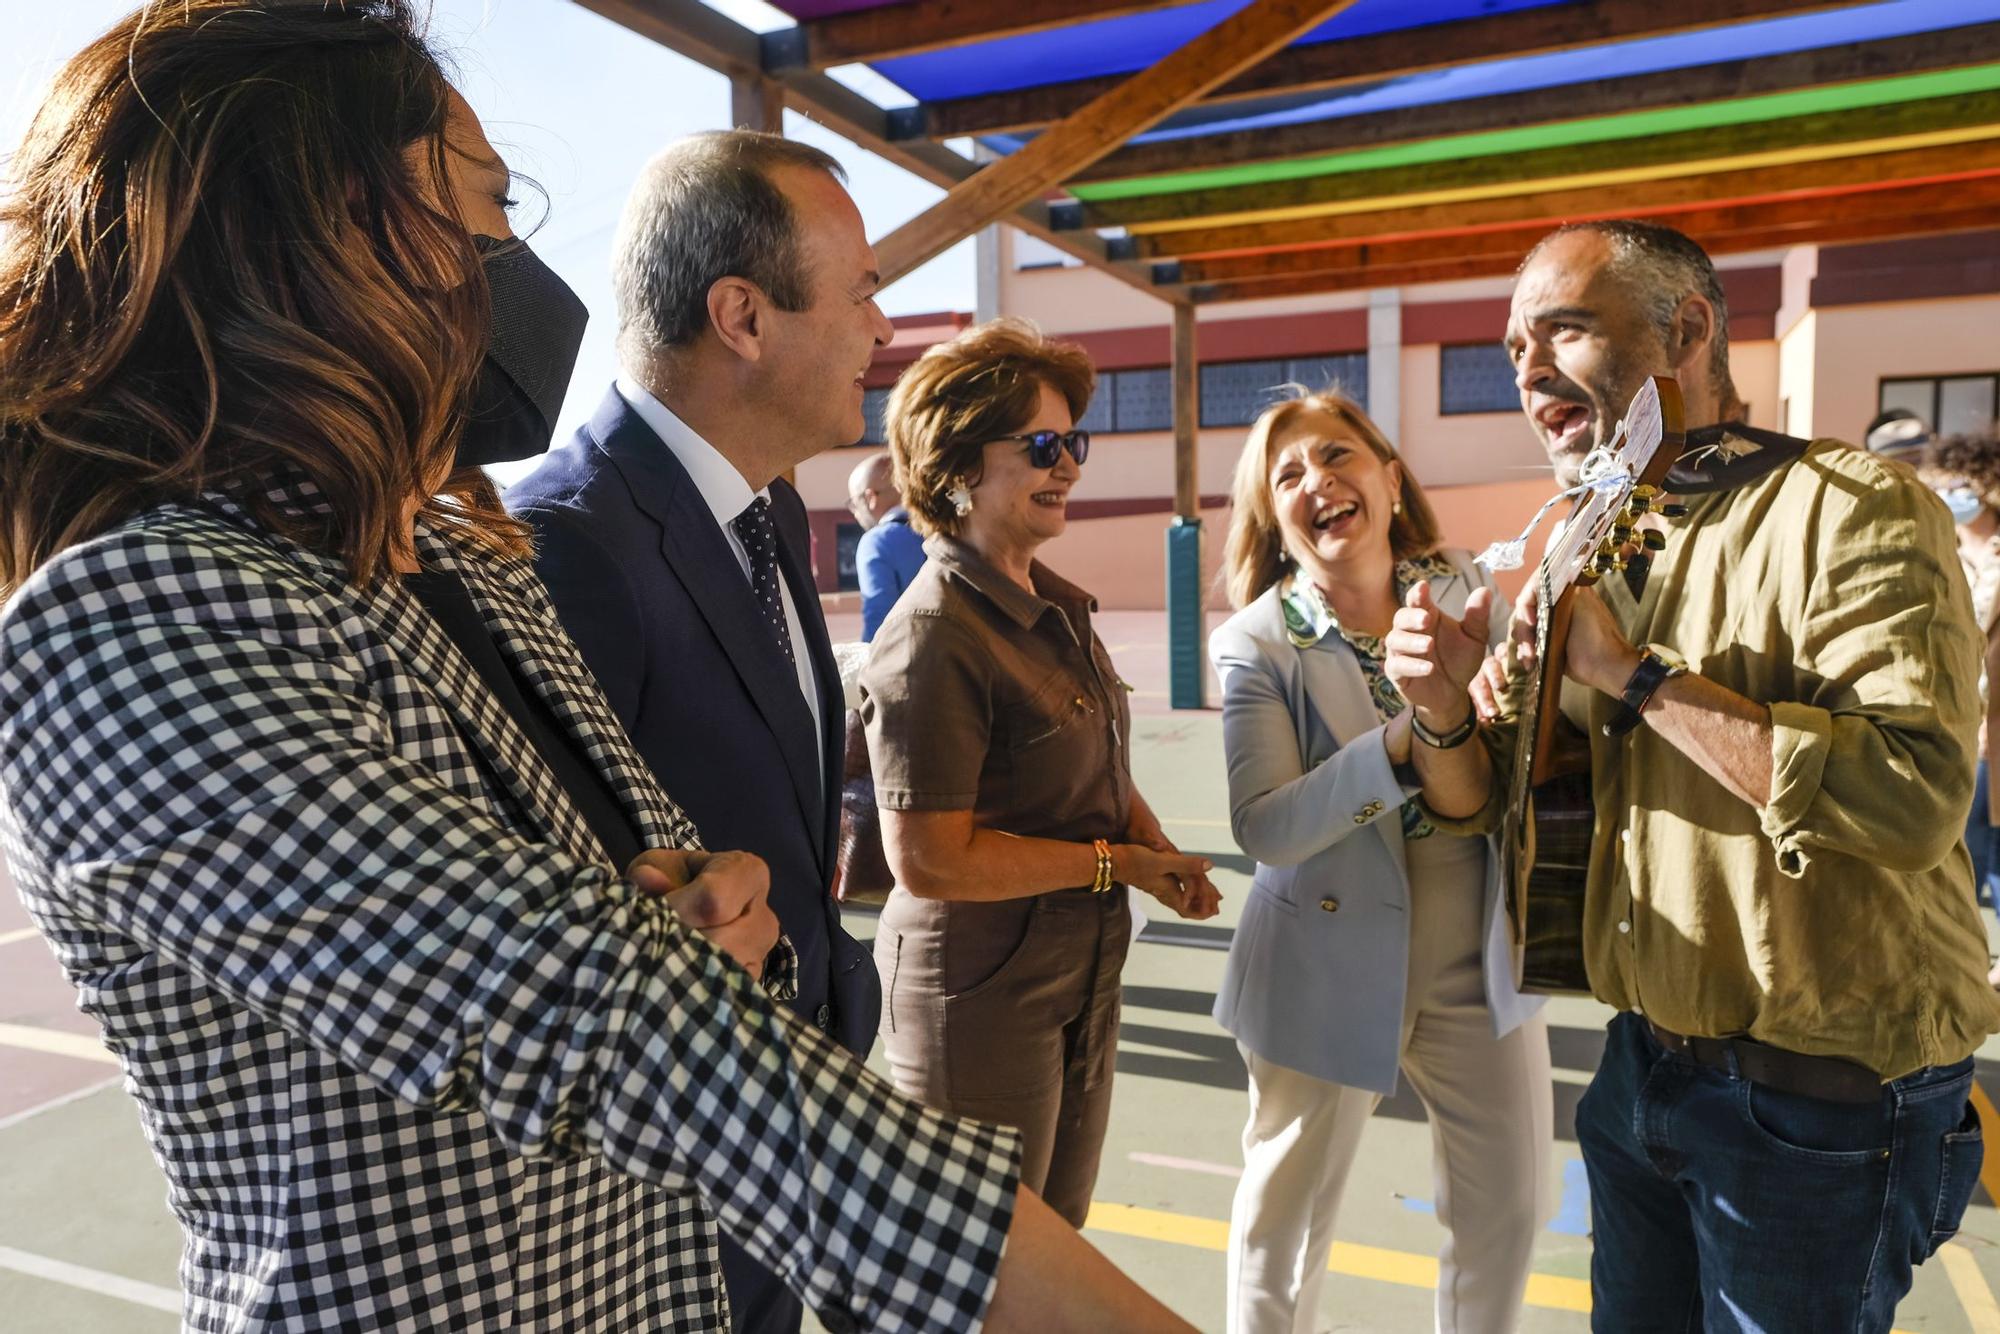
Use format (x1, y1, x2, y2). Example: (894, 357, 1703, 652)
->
(456, 235, 590, 469)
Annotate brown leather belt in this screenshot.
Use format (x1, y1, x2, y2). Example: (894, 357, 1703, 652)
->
(1646, 1021, 1882, 1104)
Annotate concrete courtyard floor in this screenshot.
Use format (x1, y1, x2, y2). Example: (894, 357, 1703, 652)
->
(3, 611, 2000, 1331)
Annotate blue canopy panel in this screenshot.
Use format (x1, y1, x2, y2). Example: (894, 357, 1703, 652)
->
(963, 0, 2000, 155)
(869, 0, 1569, 103)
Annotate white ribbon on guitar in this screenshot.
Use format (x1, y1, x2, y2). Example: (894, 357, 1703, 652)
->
(1473, 444, 1636, 572)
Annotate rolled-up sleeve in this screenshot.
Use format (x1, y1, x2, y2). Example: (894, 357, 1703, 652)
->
(1757, 485, 1981, 878)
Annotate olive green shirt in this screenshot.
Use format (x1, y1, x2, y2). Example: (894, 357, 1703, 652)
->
(1464, 439, 2000, 1079)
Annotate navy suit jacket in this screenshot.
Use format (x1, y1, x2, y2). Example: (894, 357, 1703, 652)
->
(506, 388, 879, 1056)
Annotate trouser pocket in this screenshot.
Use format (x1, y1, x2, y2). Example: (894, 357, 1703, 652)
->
(1927, 1100, 1984, 1255)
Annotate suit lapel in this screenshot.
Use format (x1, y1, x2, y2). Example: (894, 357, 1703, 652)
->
(634, 460, 824, 855)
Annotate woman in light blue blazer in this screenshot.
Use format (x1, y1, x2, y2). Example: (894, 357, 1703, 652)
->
(1210, 390, 1552, 1334)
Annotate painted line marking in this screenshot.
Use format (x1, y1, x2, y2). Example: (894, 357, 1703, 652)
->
(0, 1075, 121, 1135)
(1085, 1200, 1592, 1312)
(1940, 1242, 2000, 1332)
(1085, 1201, 1927, 1328)
(0, 926, 43, 947)
(0, 1244, 179, 1313)
(1971, 1080, 2000, 1207)
(0, 1023, 116, 1066)
(1130, 1151, 1241, 1178)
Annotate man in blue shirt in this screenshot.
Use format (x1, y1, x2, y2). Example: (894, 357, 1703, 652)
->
(848, 450, 926, 641)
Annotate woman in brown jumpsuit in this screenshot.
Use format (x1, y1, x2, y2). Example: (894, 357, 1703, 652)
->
(860, 318, 1221, 1227)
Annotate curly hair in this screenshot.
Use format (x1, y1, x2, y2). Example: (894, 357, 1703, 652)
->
(0, 0, 517, 595)
(1924, 433, 2000, 506)
(885, 317, 1097, 538)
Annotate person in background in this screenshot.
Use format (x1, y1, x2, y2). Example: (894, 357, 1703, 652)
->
(1923, 431, 2000, 983)
(506, 129, 887, 1334)
(849, 450, 926, 641)
(0, 6, 1195, 1331)
(861, 317, 1221, 1229)
(1210, 390, 1550, 1334)
(1865, 406, 1932, 463)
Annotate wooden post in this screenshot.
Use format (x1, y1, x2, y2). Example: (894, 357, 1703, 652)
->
(1167, 301, 1205, 709)
(731, 74, 784, 133)
(1172, 303, 1199, 520)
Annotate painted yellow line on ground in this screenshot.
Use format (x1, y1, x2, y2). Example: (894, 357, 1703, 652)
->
(0, 926, 43, 947)
(1971, 1081, 2000, 1207)
(1085, 1201, 1591, 1313)
(0, 1022, 116, 1066)
(1940, 1242, 2000, 1331)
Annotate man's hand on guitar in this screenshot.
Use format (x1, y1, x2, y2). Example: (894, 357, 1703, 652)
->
(1384, 582, 1494, 725)
(1563, 586, 1643, 697)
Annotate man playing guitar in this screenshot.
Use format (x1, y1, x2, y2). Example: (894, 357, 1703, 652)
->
(1380, 220, 1999, 1330)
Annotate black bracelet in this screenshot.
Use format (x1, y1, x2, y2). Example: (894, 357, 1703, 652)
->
(1411, 709, 1476, 749)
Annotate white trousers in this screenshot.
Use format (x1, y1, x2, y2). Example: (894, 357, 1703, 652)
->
(1225, 868, 1554, 1334)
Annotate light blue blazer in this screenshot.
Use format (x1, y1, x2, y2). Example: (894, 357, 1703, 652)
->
(1208, 549, 1543, 1095)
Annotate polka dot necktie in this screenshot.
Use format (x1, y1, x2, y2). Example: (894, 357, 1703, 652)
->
(731, 496, 795, 667)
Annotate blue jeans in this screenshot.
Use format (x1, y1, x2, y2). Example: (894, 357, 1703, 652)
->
(1578, 1012, 1983, 1332)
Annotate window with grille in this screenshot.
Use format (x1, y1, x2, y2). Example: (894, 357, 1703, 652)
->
(1879, 374, 2000, 437)
(1440, 343, 1520, 415)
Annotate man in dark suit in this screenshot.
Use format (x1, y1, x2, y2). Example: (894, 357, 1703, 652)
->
(506, 129, 892, 1334)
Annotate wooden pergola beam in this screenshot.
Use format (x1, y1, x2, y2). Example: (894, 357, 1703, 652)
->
(569, 0, 1169, 301)
(1084, 88, 2000, 230)
(915, 0, 1871, 140)
(783, 0, 1179, 70)
(1135, 141, 2000, 257)
(873, 0, 1358, 286)
(1077, 22, 2000, 184)
(1187, 205, 2000, 303)
(1171, 175, 2000, 283)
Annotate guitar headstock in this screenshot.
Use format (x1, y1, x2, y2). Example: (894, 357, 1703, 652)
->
(1541, 375, 1686, 596)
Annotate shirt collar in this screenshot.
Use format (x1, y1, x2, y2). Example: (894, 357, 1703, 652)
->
(1280, 554, 1461, 649)
(882, 506, 912, 526)
(923, 533, 1095, 630)
(615, 376, 766, 526)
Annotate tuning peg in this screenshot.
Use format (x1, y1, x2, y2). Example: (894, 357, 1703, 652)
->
(1657, 502, 1689, 519)
(1610, 523, 1635, 546)
(1630, 484, 1659, 500)
(1640, 529, 1667, 551)
(1594, 552, 1625, 574)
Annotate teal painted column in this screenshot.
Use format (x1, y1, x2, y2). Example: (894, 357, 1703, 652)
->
(1168, 302, 1205, 709)
(1166, 517, 1205, 709)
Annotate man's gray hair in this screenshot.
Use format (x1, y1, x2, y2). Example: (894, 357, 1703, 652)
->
(1524, 219, 1734, 386)
(613, 129, 846, 362)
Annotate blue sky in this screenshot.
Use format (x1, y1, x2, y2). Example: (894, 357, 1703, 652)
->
(0, 0, 976, 453)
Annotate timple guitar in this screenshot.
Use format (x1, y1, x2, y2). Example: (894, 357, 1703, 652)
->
(1501, 375, 1685, 994)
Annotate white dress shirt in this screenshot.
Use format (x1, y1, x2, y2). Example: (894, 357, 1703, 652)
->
(616, 377, 823, 783)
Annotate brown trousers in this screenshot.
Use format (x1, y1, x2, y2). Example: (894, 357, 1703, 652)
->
(875, 886, 1131, 1227)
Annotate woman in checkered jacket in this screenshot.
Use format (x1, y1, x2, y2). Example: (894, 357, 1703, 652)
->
(0, 4, 1193, 1331)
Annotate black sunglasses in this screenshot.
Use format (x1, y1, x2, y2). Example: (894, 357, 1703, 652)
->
(991, 429, 1090, 469)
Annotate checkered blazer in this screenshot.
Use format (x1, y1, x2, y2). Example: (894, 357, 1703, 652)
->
(0, 485, 1020, 1332)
